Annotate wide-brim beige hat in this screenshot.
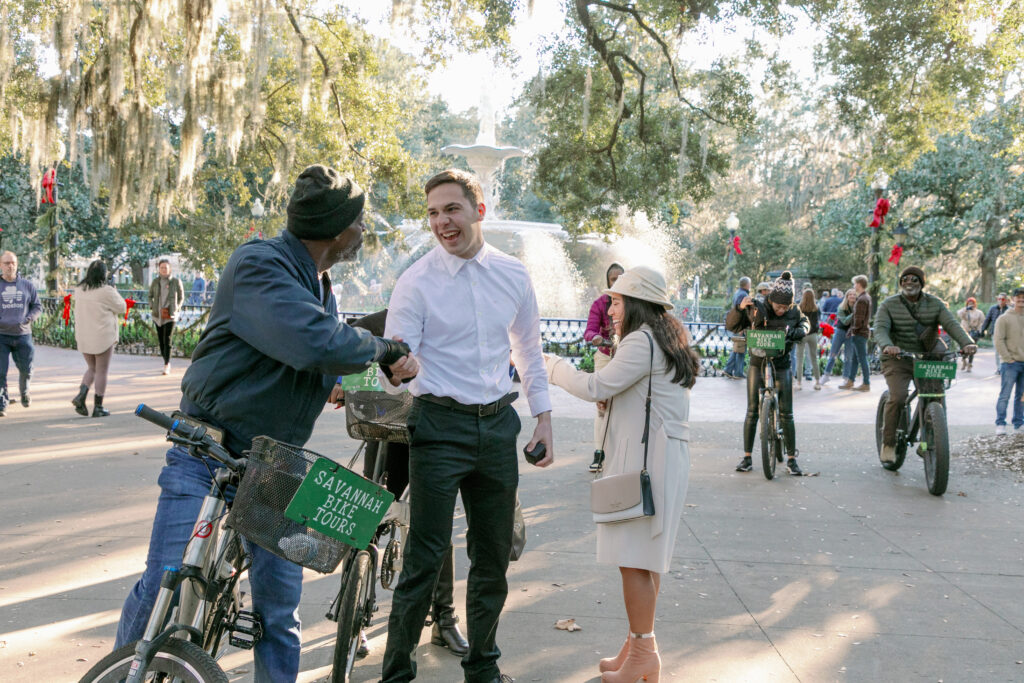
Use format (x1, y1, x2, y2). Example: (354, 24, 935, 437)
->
(604, 265, 673, 311)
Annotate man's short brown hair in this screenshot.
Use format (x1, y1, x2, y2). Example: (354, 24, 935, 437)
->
(424, 169, 484, 207)
(852, 274, 869, 288)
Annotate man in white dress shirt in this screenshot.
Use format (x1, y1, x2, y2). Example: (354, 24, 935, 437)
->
(380, 169, 553, 683)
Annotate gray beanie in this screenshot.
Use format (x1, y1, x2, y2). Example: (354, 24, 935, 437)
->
(768, 270, 794, 305)
(286, 165, 365, 240)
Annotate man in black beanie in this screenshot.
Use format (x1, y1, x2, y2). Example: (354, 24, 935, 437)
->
(112, 165, 417, 683)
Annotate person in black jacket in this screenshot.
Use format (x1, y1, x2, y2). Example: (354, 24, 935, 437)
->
(112, 165, 416, 683)
(982, 293, 1010, 372)
(726, 271, 810, 476)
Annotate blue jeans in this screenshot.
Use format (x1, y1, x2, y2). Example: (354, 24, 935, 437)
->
(823, 327, 848, 376)
(0, 333, 34, 409)
(725, 350, 746, 377)
(846, 335, 870, 383)
(116, 447, 304, 682)
(996, 361, 1024, 428)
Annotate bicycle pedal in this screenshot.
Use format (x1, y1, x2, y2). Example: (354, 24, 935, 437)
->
(228, 610, 263, 649)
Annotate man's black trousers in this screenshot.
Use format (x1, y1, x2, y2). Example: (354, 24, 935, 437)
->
(381, 398, 520, 683)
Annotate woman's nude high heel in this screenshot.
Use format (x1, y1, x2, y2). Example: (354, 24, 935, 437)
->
(598, 634, 630, 673)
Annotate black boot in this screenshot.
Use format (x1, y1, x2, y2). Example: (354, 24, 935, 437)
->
(589, 449, 605, 473)
(92, 395, 110, 417)
(428, 545, 468, 657)
(72, 384, 89, 416)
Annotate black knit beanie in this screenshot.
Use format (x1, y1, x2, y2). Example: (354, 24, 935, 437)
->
(899, 265, 926, 287)
(286, 165, 365, 240)
(768, 270, 794, 305)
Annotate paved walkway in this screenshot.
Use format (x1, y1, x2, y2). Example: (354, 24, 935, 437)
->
(1, 345, 1021, 682)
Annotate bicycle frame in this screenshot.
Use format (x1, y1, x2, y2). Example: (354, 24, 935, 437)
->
(898, 377, 948, 451)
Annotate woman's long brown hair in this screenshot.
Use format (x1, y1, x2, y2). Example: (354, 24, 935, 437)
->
(619, 296, 700, 388)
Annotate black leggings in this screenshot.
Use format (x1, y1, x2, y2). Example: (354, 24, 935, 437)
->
(743, 359, 796, 456)
(156, 322, 175, 364)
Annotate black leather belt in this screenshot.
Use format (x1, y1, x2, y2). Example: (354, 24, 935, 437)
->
(416, 392, 519, 417)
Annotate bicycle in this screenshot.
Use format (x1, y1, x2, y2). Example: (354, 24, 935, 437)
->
(874, 351, 959, 496)
(81, 405, 383, 683)
(327, 377, 413, 683)
(747, 328, 788, 480)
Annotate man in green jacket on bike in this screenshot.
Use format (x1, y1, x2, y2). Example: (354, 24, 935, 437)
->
(873, 266, 976, 463)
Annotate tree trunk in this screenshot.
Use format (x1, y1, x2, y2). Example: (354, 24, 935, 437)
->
(978, 247, 998, 302)
(130, 260, 145, 286)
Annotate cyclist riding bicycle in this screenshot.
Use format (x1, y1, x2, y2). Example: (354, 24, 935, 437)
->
(111, 166, 416, 683)
(873, 266, 976, 464)
(726, 271, 810, 476)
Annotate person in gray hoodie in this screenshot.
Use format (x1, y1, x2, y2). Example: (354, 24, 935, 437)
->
(0, 251, 42, 415)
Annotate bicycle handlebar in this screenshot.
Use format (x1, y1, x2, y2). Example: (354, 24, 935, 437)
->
(135, 403, 243, 471)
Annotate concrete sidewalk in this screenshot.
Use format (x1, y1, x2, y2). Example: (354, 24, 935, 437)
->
(1, 345, 1022, 682)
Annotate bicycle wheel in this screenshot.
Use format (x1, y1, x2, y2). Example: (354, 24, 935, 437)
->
(331, 550, 373, 683)
(923, 401, 950, 496)
(79, 637, 227, 683)
(760, 393, 778, 480)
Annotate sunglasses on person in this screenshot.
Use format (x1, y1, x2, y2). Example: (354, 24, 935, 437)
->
(900, 275, 921, 284)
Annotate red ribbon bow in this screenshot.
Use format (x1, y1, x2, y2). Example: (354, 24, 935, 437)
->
(123, 298, 136, 326)
(62, 294, 71, 326)
(41, 168, 56, 204)
(731, 235, 742, 255)
(887, 244, 903, 266)
(869, 197, 890, 228)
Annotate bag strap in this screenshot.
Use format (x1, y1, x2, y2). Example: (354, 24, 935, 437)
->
(640, 331, 654, 474)
(898, 294, 932, 329)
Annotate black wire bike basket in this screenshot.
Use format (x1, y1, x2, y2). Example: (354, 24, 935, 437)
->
(344, 391, 413, 443)
(227, 436, 352, 573)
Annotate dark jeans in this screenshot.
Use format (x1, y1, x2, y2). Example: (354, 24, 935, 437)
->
(724, 350, 746, 377)
(744, 358, 796, 456)
(823, 327, 848, 375)
(0, 333, 34, 408)
(382, 399, 520, 683)
(365, 441, 458, 623)
(155, 321, 175, 364)
(996, 361, 1024, 428)
(115, 447, 303, 682)
(848, 334, 871, 383)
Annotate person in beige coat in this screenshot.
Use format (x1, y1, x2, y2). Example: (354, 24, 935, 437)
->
(957, 297, 985, 371)
(71, 260, 126, 417)
(545, 265, 698, 683)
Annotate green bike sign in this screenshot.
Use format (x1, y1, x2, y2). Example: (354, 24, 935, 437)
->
(747, 329, 786, 351)
(342, 364, 384, 392)
(284, 457, 395, 550)
(914, 360, 957, 380)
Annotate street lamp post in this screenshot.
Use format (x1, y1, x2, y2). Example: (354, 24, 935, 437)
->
(868, 170, 890, 306)
(725, 211, 740, 298)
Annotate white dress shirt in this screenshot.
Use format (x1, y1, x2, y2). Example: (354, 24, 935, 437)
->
(382, 242, 552, 416)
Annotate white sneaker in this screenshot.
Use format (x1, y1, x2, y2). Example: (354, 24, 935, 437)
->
(819, 375, 830, 385)
(880, 444, 896, 463)
(162, 363, 171, 375)
(995, 425, 1007, 436)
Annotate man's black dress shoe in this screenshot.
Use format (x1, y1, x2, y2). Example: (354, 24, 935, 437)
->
(430, 618, 469, 657)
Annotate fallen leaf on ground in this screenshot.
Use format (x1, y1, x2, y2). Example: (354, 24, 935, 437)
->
(554, 618, 582, 632)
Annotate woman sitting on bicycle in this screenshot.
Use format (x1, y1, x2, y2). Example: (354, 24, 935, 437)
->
(726, 271, 810, 476)
(872, 266, 976, 463)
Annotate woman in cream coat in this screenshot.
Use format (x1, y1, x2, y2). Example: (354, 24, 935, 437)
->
(545, 265, 698, 683)
(71, 260, 126, 417)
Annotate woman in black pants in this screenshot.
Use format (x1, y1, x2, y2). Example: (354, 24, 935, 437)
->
(148, 259, 184, 375)
(350, 310, 468, 659)
(725, 272, 810, 476)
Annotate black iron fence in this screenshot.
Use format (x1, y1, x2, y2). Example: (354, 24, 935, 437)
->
(34, 300, 846, 378)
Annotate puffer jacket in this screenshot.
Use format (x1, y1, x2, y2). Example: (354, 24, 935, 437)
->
(873, 292, 974, 353)
(726, 299, 809, 369)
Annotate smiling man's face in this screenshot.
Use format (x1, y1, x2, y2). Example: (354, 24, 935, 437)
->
(426, 182, 485, 260)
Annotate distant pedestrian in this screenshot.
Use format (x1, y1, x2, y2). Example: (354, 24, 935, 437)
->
(795, 288, 822, 390)
(584, 262, 625, 472)
(754, 281, 771, 303)
(982, 293, 1010, 373)
(190, 274, 206, 305)
(149, 259, 184, 375)
(993, 287, 1024, 435)
(821, 288, 842, 315)
(821, 289, 856, 385)
(839, 274, 871, 392)
(957, 297, 984, 372)
(0, 251, 42, 416)
(72, 260, 127, 417)
(724, 276, 751, 380)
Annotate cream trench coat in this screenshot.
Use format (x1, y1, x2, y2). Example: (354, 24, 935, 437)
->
(73, 285, 127, 354)
(546, 324, 690, 574)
